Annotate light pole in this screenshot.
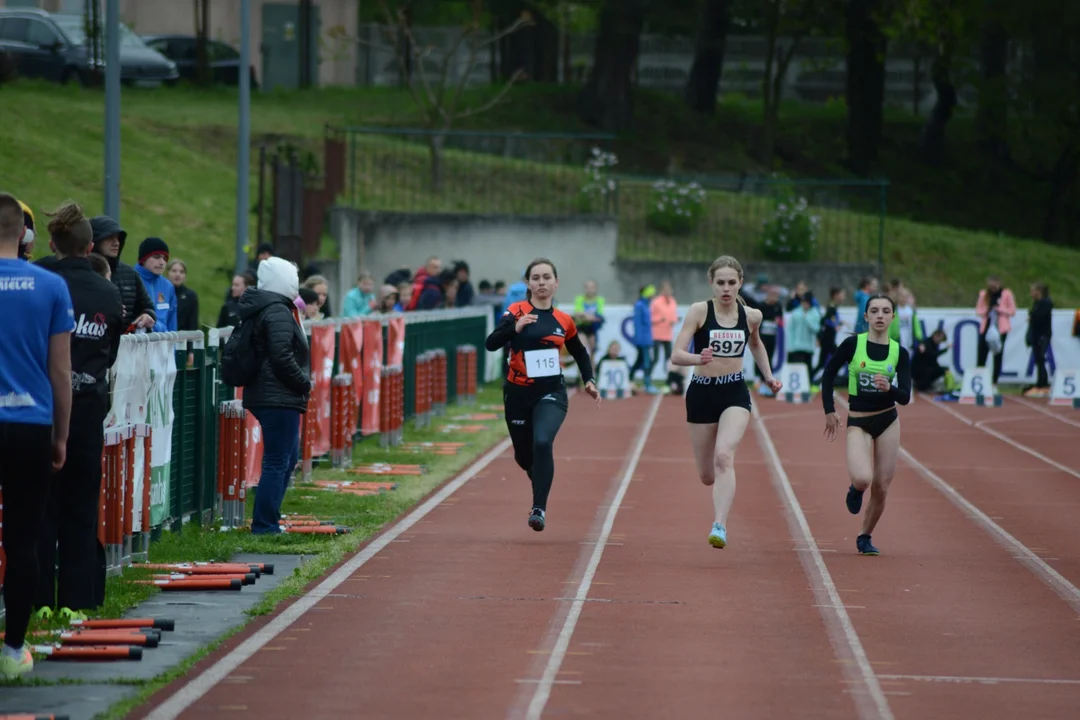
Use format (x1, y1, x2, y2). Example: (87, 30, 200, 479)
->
(235, 0, 252, 275)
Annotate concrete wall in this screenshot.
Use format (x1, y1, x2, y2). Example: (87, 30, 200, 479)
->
(327, 207, 877, 310)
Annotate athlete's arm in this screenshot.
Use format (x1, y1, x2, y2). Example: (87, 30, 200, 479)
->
(887, 347, 912, 406)
(484, 310, 518, 351)
(670, 302, 705, 366)
(820, 336, 857, 415)
(565, 334, 595, 386)
(745, 307, 776, 382)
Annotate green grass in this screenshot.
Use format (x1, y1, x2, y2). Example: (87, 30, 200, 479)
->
(2, 80, 1078, 308)
(0, 382, 508, 719)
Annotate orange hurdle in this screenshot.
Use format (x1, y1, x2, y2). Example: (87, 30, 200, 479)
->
(432, 348, 447, 416)
(414, 352, 433, 429)
(391, 364, 404, 445)
(217, 401, 247, 529)
(331, 373, 354, 469)
(300, 391, 317, 482)
(31, 643, 143, 661)
(379, 365, 392, 448)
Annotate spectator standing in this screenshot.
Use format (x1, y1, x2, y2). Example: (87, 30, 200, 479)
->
(853, 277, 877, 334)
(342, 271, 376, 317)
(405, 256, 442, 311)
(90, 216, 155, 331)
(218, 272, 255, 328)
(755, 286, 784, 395)
(302, 275, 330, 318)
(813, 287, 845, 384)
(786, 291, 822, 369)
(134, 238, 177, 333)
(650, 280, 677, 373)
(32, 202, 122, 615)
(889, 287, 922, 352)
(166, 259, 199, 331)
(452, 260, 474, 307)
(237, 257, 311, 535)
(975, 275, 1016, 388)
(416, 269, 457, 310)
(629, 284, 658, 394)
(1024, 282, 1053, 397)
(572, 280, 606, 359)
(0, 192, 74, 679)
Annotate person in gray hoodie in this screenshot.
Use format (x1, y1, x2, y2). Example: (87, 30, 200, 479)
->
(89, 216, 154, 331)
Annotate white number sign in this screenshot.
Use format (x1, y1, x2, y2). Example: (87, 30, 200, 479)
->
(524, 348, 560, 378)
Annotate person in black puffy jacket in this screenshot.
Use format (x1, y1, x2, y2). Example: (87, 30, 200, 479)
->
(89, 215, 154, 331)
(237, 257, 311, 535)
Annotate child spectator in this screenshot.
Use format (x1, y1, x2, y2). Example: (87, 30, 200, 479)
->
(302, 275, 330, 318)
(134, 237, 177, 333)
(342, 271, 376, 317)
(572, 280, 606, 360)
(298, 287, 322, 321)
(629, 285, 658, 394)
(166, 259, 199, 331)
(88, 253, 110, 280)
(650, 281, 677, 373)
(1024, 282, 1053, 397)
(786, 291, 822, 371)
(375, 284, 401, 313)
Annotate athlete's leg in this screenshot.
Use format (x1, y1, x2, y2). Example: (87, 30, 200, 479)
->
(687, 423, 719, 487)
(528, 393, 569, 513)
(711, 407, 750, 526)
(844, 424, 875, 514)
(862, 418, 900, 536)
(503, 390, 534, 478)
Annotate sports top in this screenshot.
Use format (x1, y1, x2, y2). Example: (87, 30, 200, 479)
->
(485, 301, 595, 389)
(692, 300, 750, 361)
(821, 333, 911, 414)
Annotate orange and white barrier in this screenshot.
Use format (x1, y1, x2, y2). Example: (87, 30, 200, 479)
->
(217, 401, 247, 529)
(331, 373, 354, 469)
(414, 352, 434, 430)
(99, 424, 153, 573)
(431, 349, 447, 416)
(457, 345, 478, 405)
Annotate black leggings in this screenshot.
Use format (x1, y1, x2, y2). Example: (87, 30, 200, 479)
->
(504, 383, 568, 512)
(977, 331, 1008, 384)
(35, 401, 107, 611)
(0, 422, 54, 649)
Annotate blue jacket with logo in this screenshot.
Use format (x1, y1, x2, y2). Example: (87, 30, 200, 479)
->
(135, 264, 177, 332)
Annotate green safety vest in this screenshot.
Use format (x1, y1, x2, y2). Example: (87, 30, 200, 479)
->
(848, 333, 900, 396)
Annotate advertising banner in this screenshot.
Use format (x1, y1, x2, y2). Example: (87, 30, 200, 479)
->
(361, 319, 384, 435)
(339, 320, 364, 436)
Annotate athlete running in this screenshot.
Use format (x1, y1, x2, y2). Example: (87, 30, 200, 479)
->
(820, 293, 912, 556)
(671, 256, 782, 549)
(484, 258, 600, 532)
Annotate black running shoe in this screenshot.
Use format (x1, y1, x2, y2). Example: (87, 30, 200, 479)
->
(528, 506, 545, 532)
(846, 485, 865, 515)
(856, 534, 880, 556)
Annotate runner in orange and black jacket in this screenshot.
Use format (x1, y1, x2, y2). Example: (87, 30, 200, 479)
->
(485, 258, 599, 533)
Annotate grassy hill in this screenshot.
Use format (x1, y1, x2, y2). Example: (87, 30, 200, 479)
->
(1, 79, 1077, 319)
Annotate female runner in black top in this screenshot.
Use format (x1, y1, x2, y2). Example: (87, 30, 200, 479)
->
(485, 258, 600, 532)
(671, 256, 782, 550)
(820, 294, 912, 556)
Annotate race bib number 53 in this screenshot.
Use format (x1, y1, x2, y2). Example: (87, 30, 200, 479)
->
(857, 371, 886, 393)
(709, 329, 746, 358)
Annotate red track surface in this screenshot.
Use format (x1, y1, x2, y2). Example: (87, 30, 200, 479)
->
(132, 390, 1080, 720)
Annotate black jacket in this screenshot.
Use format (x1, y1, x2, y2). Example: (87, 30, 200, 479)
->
(1027, 297, 1053, 347)
(217, 296, 242, 328)
(237, 288, 311, 413)
(175, 284, 199, 331)
(35, 256, 124, 409)
(90, 216, 155, 327)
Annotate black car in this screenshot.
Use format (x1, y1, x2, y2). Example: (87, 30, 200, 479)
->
(0, 8, 178, 86)
(142, 34, 258, 88)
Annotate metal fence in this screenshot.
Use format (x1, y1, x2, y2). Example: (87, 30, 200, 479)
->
(609, 175, 888, 267)
(335, 126, 617, 216)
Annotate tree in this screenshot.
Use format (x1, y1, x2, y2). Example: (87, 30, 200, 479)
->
(193, 0, 210, 86)
(684, 0, 734, 115)
(974, 0, 1010, 160)
(365, 0, 534, 192)
(576, 0, 648, 132)
(844, 0, 888, 176)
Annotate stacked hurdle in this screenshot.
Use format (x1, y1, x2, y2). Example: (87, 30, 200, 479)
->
(431, 349, 448, 416)
(377, 364, 404, 447)
(414, 352, 434, 429)
(300, 391, 318, 482)
(98, 424, 152, 574)
(216, 400, 247, 529)
(456, 345, 478, 405)
(331, 373, 354, 469)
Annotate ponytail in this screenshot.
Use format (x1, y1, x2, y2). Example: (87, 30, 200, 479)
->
(736, 294, 746, 306)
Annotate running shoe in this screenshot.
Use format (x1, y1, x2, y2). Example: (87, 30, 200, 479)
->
(0, 645, 34, 679)
(528, 507, 545, 532)
(846, 485, 864, 515)
(59, 607, 88, 623)
(708, 522, 727, 549)
(856, 534, 880, 556)
(33, 606, 53, 621)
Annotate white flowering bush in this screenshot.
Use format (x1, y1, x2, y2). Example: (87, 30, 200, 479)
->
(645, 180, 706, 236)
(760, 190, 821, 262)
(578, 146, 618, 213)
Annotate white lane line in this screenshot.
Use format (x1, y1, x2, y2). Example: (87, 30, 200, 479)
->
(879, 674, 1080, 686)
(838, 397, 1080, 616)
(750, 404, 895, 720)
(143, 435, 514, 720)
(1012, 395, 1080, 429)
(919, 395, 1080, 480)
(520, 394, 662, 720)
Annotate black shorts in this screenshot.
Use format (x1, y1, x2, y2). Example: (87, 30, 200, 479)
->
(685, 371, 752, 424)
(503, 378, 569, 419)
(847, 408, 898, 440)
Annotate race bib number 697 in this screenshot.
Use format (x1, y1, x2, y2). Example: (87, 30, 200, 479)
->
(709, 329, 746, 358)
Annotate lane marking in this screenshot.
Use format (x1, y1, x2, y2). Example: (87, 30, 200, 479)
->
(879, 674, 1080, 686)
(750, 404, 895, 720)
(919, 395, 1080, 480)
(517, 394, 663, 720)
(838, 397, 1080, 616)
(142, 435, 514, 720)
(1012, 395, 1080, 429)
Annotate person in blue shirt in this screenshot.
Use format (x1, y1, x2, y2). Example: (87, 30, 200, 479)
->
(0, 192, 75, 680)
(628, 284, 658, 394)
(853, 276, 878, 334)
(134, 237, 177, 333)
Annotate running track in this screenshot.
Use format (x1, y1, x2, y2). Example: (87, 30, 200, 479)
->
(132, 390, 1080, 720)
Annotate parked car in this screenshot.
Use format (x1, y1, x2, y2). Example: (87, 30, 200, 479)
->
(0, 8, 178, 87)
(141, 34, 258, 88)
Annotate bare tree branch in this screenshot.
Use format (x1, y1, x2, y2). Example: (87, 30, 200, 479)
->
(453, 69, 528, 122)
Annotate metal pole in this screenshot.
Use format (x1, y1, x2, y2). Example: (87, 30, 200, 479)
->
(235, 0, 251, 275)
(103, 0, 121, 220)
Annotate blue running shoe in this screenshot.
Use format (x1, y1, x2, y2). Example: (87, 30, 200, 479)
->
(846, 485, 864, 515)
(856, 534, 879, 555)
(528, 507, 545, 532)
(708, 522, 727, 549)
